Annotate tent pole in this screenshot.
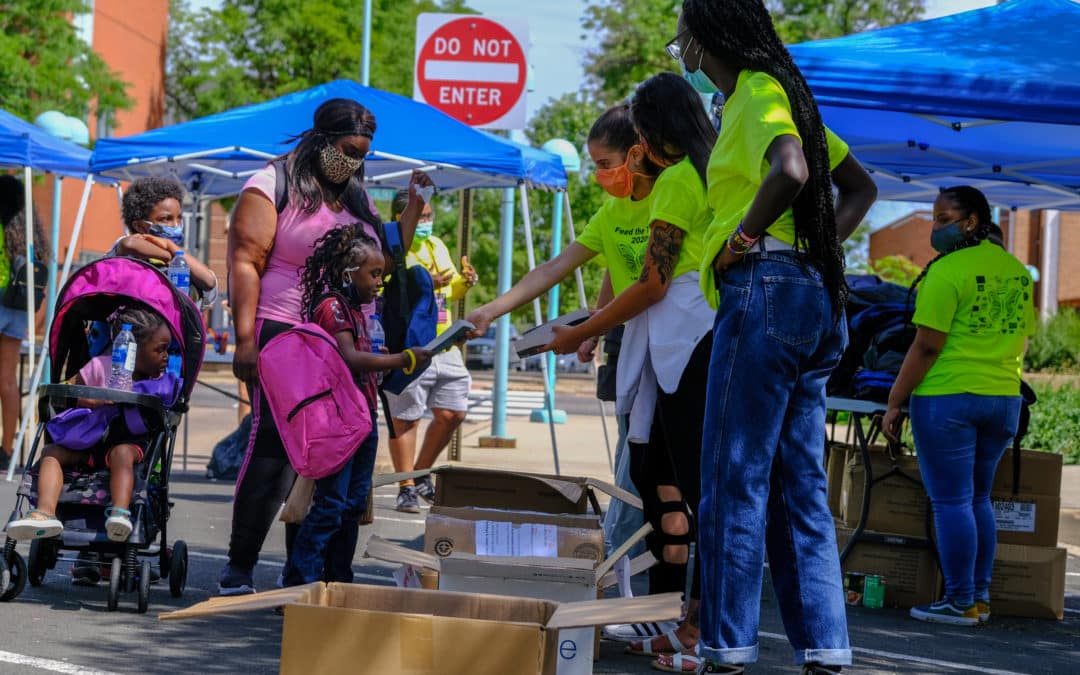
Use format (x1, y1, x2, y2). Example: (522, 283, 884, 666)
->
(46, 176, 62, 335)
(483, 188, 516, 446)
(561, 190, 612, 472)
(518, 185, 561, 475)
(450, 188, 473, 462)
(6, 177, 95, 482)
(534, 191, 567, 424)
(22, 167, 35, 467)
(361, 0, 373, 86)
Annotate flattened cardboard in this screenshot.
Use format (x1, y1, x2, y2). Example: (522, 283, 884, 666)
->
(835, 527, 941, 609)
(991, 492, 1061, 547)
(839, 451, 929, 538)
(990, 544, 1066, 620)
(992, 449, 1063, 497)
(424, 506, 606, 562)
(826, 443, 851, 518)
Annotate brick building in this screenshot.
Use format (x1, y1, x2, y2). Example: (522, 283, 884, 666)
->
(869, 209, 1080, 312)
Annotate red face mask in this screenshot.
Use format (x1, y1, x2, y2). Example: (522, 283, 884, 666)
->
(594, 145, 647, 199)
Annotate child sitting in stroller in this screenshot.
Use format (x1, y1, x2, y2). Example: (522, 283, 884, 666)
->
(6, 308, 171, 543)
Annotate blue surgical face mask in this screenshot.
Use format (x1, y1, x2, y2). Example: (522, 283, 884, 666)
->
(144, 221, 185, 246)
(414, 220, 434, 241)
(930, 221, 969, 254)
(681, 38, 719, 95)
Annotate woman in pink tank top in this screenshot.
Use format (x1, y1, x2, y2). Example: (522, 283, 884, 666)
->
(218, 98, 433, 596)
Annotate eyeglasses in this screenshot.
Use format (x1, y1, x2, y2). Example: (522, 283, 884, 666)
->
(666, 30, 690, 61)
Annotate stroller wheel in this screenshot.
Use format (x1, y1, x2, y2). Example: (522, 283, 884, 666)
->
(0, 549, 27, 602)
(137, 559, 151, 614)
(169, 540, 188, 598)
(107, 556, 122, 612)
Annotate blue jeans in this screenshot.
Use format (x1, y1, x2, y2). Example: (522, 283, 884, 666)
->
(283, 430, 378, 585)
(699, 252, 850, 666)
(909, 393, 1020, 607)
(602, 414, 647, 560)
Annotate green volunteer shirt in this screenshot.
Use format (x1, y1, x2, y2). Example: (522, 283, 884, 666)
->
(700, 69, 849, 308)
(913, 240, 1037, 397)
(577, 190, 655, 295)
(649, 157, 711, 279)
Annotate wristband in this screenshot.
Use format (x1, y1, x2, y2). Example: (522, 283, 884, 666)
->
(402, 349, 417, 375)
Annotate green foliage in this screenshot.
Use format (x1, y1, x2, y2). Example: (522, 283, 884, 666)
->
(768, 0, 926, 43)
(1024, 382, 1080, 464)
(871, 254, 921, 287)
(0, 0, 131, 122)
(1025, 309, 1080, 373)
(166, 0, 474, 120)
(843, 220, 873, 274)
(581, 0, 680, 104)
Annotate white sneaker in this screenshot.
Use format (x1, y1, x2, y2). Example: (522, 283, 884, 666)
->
(5, 511, 63, 541)
(601, 620, 679, 643)
(105, 508, 133, 542)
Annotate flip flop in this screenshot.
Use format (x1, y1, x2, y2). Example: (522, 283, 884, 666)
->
(626, 627, 689, 657)
(6, 510, 63, 541)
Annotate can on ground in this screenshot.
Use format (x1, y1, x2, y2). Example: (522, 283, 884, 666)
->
(862, 574, 886, 608)
(844, 572, 865, 606)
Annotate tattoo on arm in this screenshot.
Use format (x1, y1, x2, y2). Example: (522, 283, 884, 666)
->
(639, 222, 684, 285)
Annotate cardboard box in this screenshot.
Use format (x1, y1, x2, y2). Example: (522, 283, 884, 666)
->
(839, 451, 929, 538)
(835, 527, 941, 609)
(424, 506, 606, 562)
(990, 544, 1066, 620)
(374, 466, 642, 516)
(161, 582, 682, 675)
(992, 449, 1063, 497)
(991, 492, 1061, 547)
(826, 443, 851, 518)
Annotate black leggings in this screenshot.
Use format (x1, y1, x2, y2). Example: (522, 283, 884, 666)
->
(226, 319, 298, 571)
(629, 333, 711, 601)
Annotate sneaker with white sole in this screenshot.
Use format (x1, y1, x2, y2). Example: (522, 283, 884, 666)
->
(104, 508, 133, 542)
(415, 475, 436, 503)
(910, 599, 979, 626)
(602, 620, 679, 643)
(6, 511, 64, 541)
(396, 486, 420, 514)
(975, 599, 990, 623)
(217, 564, 256, 596)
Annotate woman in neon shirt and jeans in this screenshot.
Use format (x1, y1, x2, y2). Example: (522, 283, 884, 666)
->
(883, 186, 1036, 627)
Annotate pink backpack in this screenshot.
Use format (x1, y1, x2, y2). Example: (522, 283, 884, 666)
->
(257, 321, 373, 479)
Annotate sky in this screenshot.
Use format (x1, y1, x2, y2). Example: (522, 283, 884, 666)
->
(188, 0, 998, 224)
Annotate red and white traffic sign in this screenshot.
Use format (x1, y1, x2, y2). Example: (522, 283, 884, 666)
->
(413, 13, 529, 130)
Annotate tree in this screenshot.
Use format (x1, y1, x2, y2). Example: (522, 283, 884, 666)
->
(0, 0, 131, 123)
(581, 0, 680, 104)
(843, 220, 873, 274)
(768, 0, 926, 43)
(166, 0, 473, 121)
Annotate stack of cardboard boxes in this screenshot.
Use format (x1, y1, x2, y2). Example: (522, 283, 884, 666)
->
(827, 443, 1066, 618)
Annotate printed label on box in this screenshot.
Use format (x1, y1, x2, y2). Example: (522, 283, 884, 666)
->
(475, 521, 558, 557)
(992, 499, 1036, 533)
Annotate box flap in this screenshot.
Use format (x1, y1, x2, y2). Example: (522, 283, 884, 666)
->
(365, 535, 441, 571)
(594, 522, 651, 581)
(159, 582, 326, 621)
(544, 593, 682, 630)
(584, 477, 643, 510)
(373, 468, 437, 489)
(441, 555, 598, 585)
(599, 551, 658, 589)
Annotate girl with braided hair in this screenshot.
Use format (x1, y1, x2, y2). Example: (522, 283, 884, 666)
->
(675, 2, 877, 672)
(281, 225, 430, 587)
(883, 186, 1035, 627)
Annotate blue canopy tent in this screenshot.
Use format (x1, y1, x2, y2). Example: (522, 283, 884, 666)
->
(789, 0, 1080, 211)
(90, 79, 566, 197)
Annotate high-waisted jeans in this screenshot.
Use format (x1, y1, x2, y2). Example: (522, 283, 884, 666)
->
(909, 393, 1021, 607)
(698, 252, 850, 666)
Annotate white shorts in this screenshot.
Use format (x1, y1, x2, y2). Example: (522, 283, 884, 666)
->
(385, 347, 472, 421)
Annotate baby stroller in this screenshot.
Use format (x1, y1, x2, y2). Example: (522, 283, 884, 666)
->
(1, 257, 205, 613)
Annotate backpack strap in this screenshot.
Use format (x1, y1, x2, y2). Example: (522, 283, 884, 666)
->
(313, 291, 362, 338)
(272, 158, 290, 214)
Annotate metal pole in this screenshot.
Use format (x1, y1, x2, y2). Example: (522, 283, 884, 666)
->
(22, 167, 35, 465)
(361, 0, 373, 86)
(490, 187, 515, 440)
(450, 189, 473, 461)
(544, 192, 564, 401)
(46, 176, 62, 330)
(519, 185, 561, 475)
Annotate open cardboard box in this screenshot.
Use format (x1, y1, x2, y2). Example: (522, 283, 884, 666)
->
(374, 465, 642, 516)
(365, 523, 658, 674)
(160, 582, 680, 675)
(424, 506, 607, 562)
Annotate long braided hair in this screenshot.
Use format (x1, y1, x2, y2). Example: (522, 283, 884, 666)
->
(300, 224, 382, 320)
(682, 0, 846, 309)
(907, 186, 995, 310)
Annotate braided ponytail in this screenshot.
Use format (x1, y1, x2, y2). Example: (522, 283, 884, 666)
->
(682, 0, 847, 309)
(300, 224, 382, 320)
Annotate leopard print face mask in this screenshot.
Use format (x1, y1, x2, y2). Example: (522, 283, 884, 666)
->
(319, 143, 363, 184)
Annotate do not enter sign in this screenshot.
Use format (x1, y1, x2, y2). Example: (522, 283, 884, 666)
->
(414, 14, 529, 129)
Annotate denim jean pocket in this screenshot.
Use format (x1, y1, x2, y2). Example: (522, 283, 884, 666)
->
(763, 275, 824, 347)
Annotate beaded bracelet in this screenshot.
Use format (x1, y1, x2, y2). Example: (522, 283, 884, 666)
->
(727, 221, 761, 256)
(402, 349, 417, 375)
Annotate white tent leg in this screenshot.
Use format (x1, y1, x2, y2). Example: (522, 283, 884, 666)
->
(562, 191, 612, 472)
(519, 185, 561, 475)
(22, 167, 36, 468)
(6, 177, 94, 482)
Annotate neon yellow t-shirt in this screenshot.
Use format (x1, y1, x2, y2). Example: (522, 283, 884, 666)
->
(577, 191, 654, 295)
(912, 240, 1037, 397)
(700, 69, 850, 308)
(649, 157, 711, 279)
(406, 235, 467, 336)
